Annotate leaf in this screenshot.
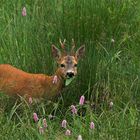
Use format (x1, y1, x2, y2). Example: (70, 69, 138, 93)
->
(65, 78, 74, 86)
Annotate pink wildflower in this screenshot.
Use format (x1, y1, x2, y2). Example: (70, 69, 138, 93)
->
(39, 126, 44, 134)
(48, 114, 53, 119)
(53, 75, 58, 84)
(22, 7, 27, 16)
(65, 129, 71, 136)
(79, 95, 85, 105)
(29, 97, 33, 104)
(48, 114, 56, 120)
(61, 120, 67, 128)
(111, 38, 115, 43)
(90, 122, 95, 129)
(77, 135, 82, 140)
(109, 101, 113, 108)
(33, 113, 39, 122)
(71, 105, 77, 114)
(43, 118, 47, 128)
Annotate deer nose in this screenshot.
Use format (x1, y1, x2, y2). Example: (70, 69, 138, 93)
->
(66, 72, 74, 78)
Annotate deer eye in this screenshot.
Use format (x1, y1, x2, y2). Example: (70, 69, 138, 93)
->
(74, 64, 77, 67)
(60, 64, 65, 68)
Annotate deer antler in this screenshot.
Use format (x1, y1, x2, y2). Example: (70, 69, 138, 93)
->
(59, 39, 66, 54)
(71, 38, 76, 54)
(59, 39, 66, 49)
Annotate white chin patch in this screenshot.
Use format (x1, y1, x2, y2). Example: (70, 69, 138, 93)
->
(65, 78, 74, 86)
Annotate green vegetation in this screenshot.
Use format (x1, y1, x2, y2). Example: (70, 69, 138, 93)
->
(0, 0, 140, 139)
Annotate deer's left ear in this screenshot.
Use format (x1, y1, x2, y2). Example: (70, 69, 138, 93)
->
(75, 45, 85, 60)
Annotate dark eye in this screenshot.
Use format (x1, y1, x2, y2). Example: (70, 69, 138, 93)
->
(74, 64, 77, 67)
(61, 64, 65, 68)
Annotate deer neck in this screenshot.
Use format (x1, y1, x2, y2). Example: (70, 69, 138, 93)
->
(54, 68, 65, 86)
(42, 68, 65, 98)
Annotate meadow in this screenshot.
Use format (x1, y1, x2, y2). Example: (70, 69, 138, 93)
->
(0, 0, 140, 139)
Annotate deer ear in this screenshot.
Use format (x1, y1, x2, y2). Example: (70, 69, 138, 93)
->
(51, 45, 61, 60)
(75, 45, 85, 60)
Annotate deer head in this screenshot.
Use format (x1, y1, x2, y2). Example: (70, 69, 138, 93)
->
(51, 39, 85, 81)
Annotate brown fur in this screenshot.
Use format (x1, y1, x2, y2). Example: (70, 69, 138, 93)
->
(0, 64, 64, 99)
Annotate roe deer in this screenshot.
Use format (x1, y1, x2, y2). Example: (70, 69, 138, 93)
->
(0, 40, 85, 100)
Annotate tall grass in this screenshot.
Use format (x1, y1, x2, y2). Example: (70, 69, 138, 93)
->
(0, 0, 140, 139)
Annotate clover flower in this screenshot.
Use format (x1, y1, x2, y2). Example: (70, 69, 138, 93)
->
(79, 95, 85, 105)
(22, 7, 27, 16)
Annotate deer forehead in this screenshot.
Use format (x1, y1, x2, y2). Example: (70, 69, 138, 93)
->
(61, 56, 77, 64)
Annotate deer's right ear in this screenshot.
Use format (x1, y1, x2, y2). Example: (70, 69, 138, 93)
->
(51, 45, 61, 60)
